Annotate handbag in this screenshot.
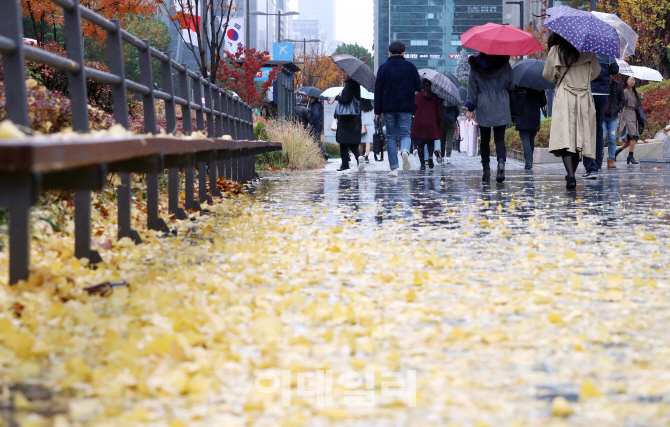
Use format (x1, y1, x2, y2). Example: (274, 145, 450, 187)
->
(335, 97, 360, 117)
(330, 119, 337, 131)
(361, 124, 367, 136)
(459, 119, 479, 157)
(372, 118, 386, 156)
(636, 105, 646, 135)
(509, 87, 527, 118)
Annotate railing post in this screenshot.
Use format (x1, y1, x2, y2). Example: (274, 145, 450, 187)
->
(178, 65, 199, 211)
(203, 80, 215, 137)
(138, 39, 168, 233)
(193, 75, 209, 203)
(226, 93, 235, 139)
(0, 0, 29, 127)
(162, 53, 188, 221)
(213, 86, 224, 137)
(107, 19, 142, 244)
(220, 87, 230, 137)
(63, 0, 102, 264)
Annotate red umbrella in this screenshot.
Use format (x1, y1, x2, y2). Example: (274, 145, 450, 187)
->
(461, 23, 543, 56)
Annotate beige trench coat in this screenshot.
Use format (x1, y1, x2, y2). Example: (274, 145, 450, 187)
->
(620, 87, 640, 139)
(542, 46, 600, 157)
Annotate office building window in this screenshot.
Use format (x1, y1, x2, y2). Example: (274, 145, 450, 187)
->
(410, 40, 428, 46)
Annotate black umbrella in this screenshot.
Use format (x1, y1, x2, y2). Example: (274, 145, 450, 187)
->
(331, 54, 376, 92)
(512, 59, 554, 91)
(295, 86, 326, 99)
(440, 71, 467, 106)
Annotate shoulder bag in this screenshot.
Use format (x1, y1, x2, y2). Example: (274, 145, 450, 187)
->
(636, 104, 646, 135)
(335, 97, 360, 117)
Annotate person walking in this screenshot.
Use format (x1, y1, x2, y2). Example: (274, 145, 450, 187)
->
(374, 41, 422, 176)
(359, 99, 375, 163)
(335, 76, 364, 172)
(542, 33, 600, 189)
(306, 96, 328, 159)
(514, 87, 547, 170)
(412, 79, 444, 170)
(436, 102, 459, 164)
(582, 55, 619, 179)
(604, 74, 625, 168)
(464, 52, 515, 183)
(614, 76, 642, 165)
(294, 98, 309, 129)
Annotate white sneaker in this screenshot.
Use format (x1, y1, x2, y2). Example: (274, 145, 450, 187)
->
(388, 169, 398, 177)
(401, 151, 410, 172)
(446, 157, 451, 164)
(358, 156, 365, 171)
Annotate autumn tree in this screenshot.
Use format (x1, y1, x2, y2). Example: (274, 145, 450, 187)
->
(21, 0, 162, 45)
(604, 0, 670, 77)
(295, 48, 342, 90)
(161, 0, 239, 82)
(216, 45, 280, 107)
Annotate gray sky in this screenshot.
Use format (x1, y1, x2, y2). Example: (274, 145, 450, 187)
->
(289, 0, 374, 52)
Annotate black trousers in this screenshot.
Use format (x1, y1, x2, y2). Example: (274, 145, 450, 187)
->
(480, 125, 507, 165)
(415, 138, 434, 165)
(340, 144, 360, 168)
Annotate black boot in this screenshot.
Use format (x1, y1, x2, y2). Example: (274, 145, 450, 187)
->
(337, 164, 350, 171)
(565, 175, 577, 189)
(627, 153, 639, 164)
(420, 163, 426, 171)
(428, 158, 434, 169)
(614, 148, 622, 161)
(496, 160, 505, 183)
(482, 162, 491, 184)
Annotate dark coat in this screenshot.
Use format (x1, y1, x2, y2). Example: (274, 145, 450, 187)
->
(514, 88, 547, 132)
(374, 55, 422, 115)
(335, 79, 362, 145)
(464, 54, 515, 128)
(306, 101, 323, 138)
(591, 54, 619, 95)
(605, 79, 625, 118)
(411, 92, 444, 139)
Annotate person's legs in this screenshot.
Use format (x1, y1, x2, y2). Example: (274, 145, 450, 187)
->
(426, 140, 435, 168)
(339, 144, 350, 169)
(480, 126, 492, 182)
(520, 130, 533, 169)
(492, 125, 507, 161)
(583, 95, 607, 173)
(384, 113, 399, 170)
(397, 112, 413, 172)
(440, 121, 448, 157)
(445, 121, 457, 158)
(562, 151, 579, 188)
(365, 143, 371, 156)
(604, 117, 618, 161)
(417, 139, 426, 166)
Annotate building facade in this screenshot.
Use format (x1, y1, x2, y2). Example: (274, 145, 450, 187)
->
(297, 0, 335, 47)
(374, 0, 504, 73)
(292, 20, 324, 54)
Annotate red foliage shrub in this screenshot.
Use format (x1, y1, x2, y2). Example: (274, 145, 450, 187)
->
(217, 45, 280, 108)
(27, 42, 115, 114)
(0, 80, 115, 133)
(640, 80, 670, 139)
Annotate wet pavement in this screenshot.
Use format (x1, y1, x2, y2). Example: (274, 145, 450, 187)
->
(245, 159, 670, 426)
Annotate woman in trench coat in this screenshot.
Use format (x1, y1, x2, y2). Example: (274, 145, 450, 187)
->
(335, 76, 363, 172)
(614, 76, 641, 165)
(542, 33, 600, 189)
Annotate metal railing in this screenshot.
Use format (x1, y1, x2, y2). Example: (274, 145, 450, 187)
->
(0, 0, 279, 284)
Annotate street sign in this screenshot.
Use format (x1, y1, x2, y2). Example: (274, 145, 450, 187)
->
(254, 67, 275, 82)
(273, 42, 293, 61)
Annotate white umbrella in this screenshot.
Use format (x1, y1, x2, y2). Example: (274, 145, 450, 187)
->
(320, 86, 374, 100)
(591, 11, 637, 59)
(627, 66, 663, 82)
(615, 59, 633, 76)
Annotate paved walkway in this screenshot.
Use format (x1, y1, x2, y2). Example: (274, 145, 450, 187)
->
(325, 149, 641, 174)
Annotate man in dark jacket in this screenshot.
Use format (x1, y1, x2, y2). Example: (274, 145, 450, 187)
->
(604, 75, 625, 168)
(582, 55, 618, 179)
(514, 88, 547, 170)
(374, 41, 422, 175)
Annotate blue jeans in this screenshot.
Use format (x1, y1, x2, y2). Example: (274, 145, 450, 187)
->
(583, 95, 608, 172)
(384, 112, 413, 170)
(603, 117, 619, 161)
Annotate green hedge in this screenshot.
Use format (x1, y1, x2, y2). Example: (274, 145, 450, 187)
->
(505, 117, 552, 151)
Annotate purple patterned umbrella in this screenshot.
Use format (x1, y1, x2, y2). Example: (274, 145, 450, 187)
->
(544, 5, 621, 58)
